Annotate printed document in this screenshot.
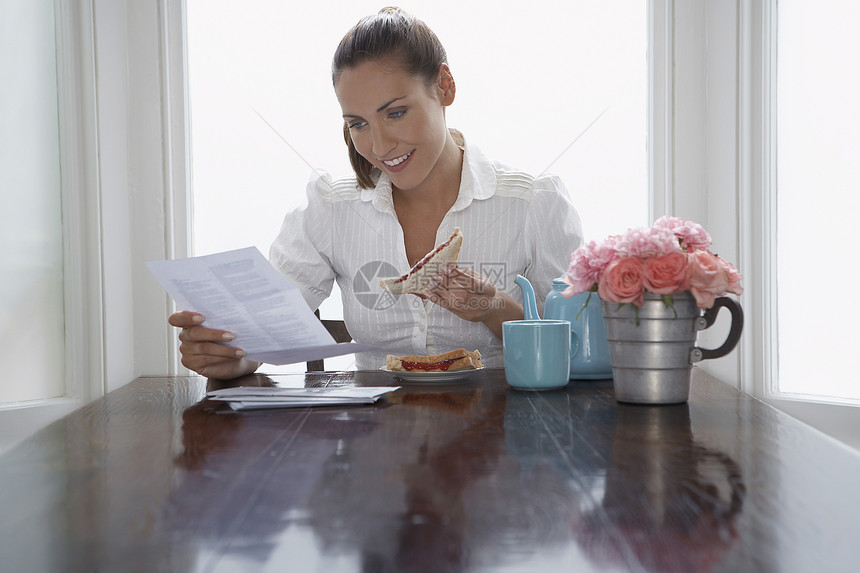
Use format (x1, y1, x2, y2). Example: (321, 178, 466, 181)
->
(146, 247, 377, 365)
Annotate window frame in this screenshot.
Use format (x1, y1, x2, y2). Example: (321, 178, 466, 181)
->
(0, 0, 100, 451)
(0, 0, 187, 452)
(653, 0, 860, 449)
(748, 0, 860, 448)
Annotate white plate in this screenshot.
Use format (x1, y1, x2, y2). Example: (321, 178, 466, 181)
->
(380, 366, 484, 383)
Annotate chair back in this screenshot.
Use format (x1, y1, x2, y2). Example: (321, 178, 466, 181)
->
(307, 309, 352, 371)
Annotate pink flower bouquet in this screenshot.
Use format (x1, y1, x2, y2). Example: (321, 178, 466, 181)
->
(562, 216, 743, 309)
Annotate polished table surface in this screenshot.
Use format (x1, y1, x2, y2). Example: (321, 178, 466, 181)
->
(2, 368, 860, 572)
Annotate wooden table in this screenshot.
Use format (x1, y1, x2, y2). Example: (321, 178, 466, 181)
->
(2, 368, 859, 572)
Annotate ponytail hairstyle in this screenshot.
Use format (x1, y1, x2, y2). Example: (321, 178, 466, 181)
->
(332, 7, 448, 188)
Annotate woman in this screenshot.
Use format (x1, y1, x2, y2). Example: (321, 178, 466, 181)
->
(170, 7, 583, 379)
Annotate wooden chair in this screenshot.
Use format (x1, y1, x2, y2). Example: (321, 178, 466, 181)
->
(307, 309, 352, 371)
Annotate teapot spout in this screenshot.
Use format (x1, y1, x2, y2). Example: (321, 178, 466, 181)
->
(515, 274, 541, 320)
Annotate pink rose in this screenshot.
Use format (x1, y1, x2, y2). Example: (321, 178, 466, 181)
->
(616, 226, 680, 258)
(562, 237, 620, 296)
(687, 250, 729, 308)
(653, 215, 686, 230)
(717, 255, 744, 295)
(654, 215, 712, 251)
(598, 257, 645, 307)
(643, 251, 689, 294)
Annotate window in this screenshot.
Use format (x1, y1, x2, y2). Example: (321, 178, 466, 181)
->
(186, 0, 647, 372)
(0, 0, 65, 405)
(775, 0, 860, 403)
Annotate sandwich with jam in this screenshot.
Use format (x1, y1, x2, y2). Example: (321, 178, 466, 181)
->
(385, 348, 483, 373)
(379, 227, 463, 295)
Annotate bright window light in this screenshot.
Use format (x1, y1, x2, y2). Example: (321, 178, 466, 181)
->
(186, 1, 647, 372)
(777, 0, 860, 401)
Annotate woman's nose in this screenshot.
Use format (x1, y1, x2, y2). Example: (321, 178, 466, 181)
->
(371, 126, 396, 158)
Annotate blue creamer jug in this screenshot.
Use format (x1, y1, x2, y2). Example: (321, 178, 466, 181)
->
(515, 275, 612, 380)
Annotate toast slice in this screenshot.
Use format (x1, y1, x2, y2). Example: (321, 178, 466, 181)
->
(379, 227, 463, 295)
(385, 348, 483, 373)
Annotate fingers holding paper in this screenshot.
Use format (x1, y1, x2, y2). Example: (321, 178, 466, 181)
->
(168, 311, 260, 380)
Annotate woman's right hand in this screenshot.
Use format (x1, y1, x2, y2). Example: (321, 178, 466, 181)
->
(168, 311, 260, 380)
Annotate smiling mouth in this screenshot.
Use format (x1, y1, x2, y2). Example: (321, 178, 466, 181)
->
(382, 150, 414, 167)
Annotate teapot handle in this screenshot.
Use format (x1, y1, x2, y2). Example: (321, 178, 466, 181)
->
(690, 297, 744, 362)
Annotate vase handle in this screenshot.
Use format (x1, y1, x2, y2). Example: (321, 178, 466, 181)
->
(691, 297, 744, 362)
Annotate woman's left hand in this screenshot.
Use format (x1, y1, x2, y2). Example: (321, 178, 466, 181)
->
(424, 266, 497, 322)
(423, 267, 524, 338)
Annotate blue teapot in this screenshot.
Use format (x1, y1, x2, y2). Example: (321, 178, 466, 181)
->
(514, 274, 613, 380)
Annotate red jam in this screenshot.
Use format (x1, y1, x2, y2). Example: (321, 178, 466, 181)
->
(401, 359, 457, 371)
(395, 236, 454, 283)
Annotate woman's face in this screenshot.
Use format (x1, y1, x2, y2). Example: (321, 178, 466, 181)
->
(335, 58, 455, 193)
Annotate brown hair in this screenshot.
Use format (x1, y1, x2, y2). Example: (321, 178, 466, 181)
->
(333, 7, 448, 188)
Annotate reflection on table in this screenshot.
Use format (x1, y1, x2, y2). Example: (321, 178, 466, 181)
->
(1, 368, 859, 572)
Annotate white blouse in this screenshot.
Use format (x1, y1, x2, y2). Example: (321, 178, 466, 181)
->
(269, 131, 583, 370)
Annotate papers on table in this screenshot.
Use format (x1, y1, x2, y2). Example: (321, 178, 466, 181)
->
(207, 386, 400, 411)
(146, 247, 377, 365)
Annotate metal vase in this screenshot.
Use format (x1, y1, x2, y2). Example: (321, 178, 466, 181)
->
(601, 291, 744, 405)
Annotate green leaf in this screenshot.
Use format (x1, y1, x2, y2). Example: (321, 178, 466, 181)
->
(661, 294, 678, 319)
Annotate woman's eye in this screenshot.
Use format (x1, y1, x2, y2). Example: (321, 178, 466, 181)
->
(348, 121, 367, 130)
(388, 110, 406, 120)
